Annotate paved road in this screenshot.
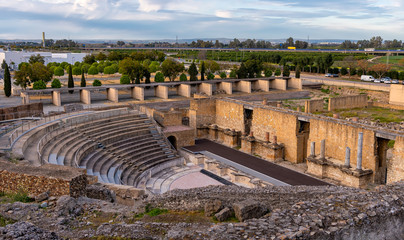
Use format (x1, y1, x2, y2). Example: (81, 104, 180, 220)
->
(184, 139, 329, 186)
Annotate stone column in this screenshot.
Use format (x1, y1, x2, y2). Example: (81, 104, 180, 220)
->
(344, 147, 351, 167)
(265, 132, 270, 142)
(51, 91, 61, 106)
(320, 139, 325, 160)
(21, 92, 30, 104)
(219, 82, 233, 95)
(131, 87, 145, 101)
(80, 89, 91, 104)
(177, 84, 191, 98)
(356, 132, 363, 170)
(310, 142, 315, 157)
(155, 85, 169, 99)
(106, 88, 119, 103)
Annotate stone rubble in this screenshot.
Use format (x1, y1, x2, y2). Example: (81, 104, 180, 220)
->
(0, 183, 404, 239)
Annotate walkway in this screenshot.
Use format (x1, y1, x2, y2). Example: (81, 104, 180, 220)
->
(184, 139, 329, 186)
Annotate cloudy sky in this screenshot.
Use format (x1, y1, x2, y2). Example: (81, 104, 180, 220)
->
(0, 0, 403, 41)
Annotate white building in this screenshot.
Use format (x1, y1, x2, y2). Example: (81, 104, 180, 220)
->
(0, 50, 87, 70)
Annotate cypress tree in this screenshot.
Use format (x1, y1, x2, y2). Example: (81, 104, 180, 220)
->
(295, 66, 301, 78)
(68, 65, 74, 94)
(80, 71, 86, 87)
(200, 61, 205, 81)
(237, 63, 247, 79)
(4, 63, 11, 97)
(188, 62, 198, 81)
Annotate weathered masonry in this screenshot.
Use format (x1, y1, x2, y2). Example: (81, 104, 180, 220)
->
(19, 77, 302, 106)
(189, 98, 404, 188)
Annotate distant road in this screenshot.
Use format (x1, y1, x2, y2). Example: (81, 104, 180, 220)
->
(81, 47, 404, 54)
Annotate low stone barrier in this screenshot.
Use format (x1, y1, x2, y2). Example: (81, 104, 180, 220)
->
(0, 161, 87, 198)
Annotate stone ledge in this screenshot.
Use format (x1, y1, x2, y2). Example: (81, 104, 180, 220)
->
(307, 156, 373, 177)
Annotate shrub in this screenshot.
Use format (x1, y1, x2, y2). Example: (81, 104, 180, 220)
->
(340, 67, 348, 76)
(229, 70, 237, 78)
(274, 68, 281, 76)
(179, 73, 187, 81)
(92, 79, 102, 86)
(207, 73, 215, 80)
(282, 66, 290, 77)
(264, 69, 273, 77)
(154, 72, 164, 82)
(220, 72, 227, 79)
(33, 80, 46, 90)
(120, 75, 130, 84)
(54, 66, 64, 76)
(88, 66, 99, 75)
(295, 66, 301, 78)
(51, 78, 61, 88)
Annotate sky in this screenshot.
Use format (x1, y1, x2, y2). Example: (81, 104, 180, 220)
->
(0, 0, 403, 41)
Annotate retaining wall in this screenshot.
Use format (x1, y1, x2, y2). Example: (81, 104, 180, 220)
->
(328, 94, 368, 111)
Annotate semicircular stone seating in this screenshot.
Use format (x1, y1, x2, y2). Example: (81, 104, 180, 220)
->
(39, 110, 182, 190)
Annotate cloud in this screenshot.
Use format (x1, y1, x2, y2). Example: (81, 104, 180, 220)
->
(138, 0, 163, 12)
(215, 10, 232, 19)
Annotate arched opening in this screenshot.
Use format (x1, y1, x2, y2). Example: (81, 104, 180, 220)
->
(167, 136, 177, 150)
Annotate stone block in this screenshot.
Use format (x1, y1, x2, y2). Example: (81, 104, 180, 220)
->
(204, 200, 223, 216)
(86, 183, 116, 203)
(233, 200, 269, 222)
(215, 207, 234, 222)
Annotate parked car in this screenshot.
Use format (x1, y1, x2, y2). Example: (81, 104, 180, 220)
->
(361, 75, 375, 82)
(332, 74, 339, 77)
(392, 79, 399, 84)
(381, 77, 391, 83)
(374, 79, 381, 83)
(325, 73, 333, 77)
(384, 79, 392, 84)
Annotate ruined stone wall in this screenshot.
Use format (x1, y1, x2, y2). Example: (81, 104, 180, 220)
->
(251, 107, 299, 163)
(307, 118, 377, 172)
(387, 136, 404, 184)
(371, 102, 404, 111)
(389, 84, 404, 106)
(0, 103, 43, 120)
(164, 128, 195, 149)
(153, 111, 182, 127)
(288, 78, 302, 90)
(215, 99, 245, 132)
(189, 99, 216, 129)
(305, 100, 324, 113)
(0, 162, 87, 198)
(328, 94, 368, 111)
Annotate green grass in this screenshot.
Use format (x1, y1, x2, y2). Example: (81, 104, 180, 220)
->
(332, 107, 404, 123)
(0, 215, 16, 227)
(376, 56, 404, 65)
(0, 190, 34, 204)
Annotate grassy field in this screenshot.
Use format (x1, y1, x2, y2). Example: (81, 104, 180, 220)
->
(376, 55, 404, 65)
(324, 107, 404, 123)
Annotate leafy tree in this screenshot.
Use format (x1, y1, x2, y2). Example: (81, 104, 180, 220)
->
(14, 63, 31, 89)
(81, 63, 90, 74)
(51, 78, 61, 88)
(399, 71, 404, 80)
(200, 61, 205, 81)
(72, 66, 81, 75)
(68, 65, 74, 94)
(103, 66, 114, 74)
(154, 72, 165, 82)
(220, 72, 227, 79)
(119, 58, 144, 83)
(323, 54, 334, 73)
(180, 73, 188, 81)
(370, 63, 391, 79)
(149, 61, 160, 73)
(237, 63, 247, 79)
(204, 60, 220, 75)
(29, 54, 45, 64)
(97, 64, 105, 73)
(357, 59, 370, 75)
(83, 54, 96, 64)
(188, 62, 198, 81)
(342, 56, 357, 78)
(30, 62, 53, 83)
(275, 68, 281, 76)
(207, 73, 215, 80)
(340, 67, 348, 76)
(80, 72, 86, 87)
(95, 52, 107, 61)
(264, 69, 273, 77)
(88, 66, 99, 75)
(244, 59, 262, 78)
(120, 75, 130, 84)
(53, 66, 64, 76)
(33, 80, 46, 89)
(117, 41, 125, 46)
(60, 62, 69, 70)
(161, 58, 184, 81)
(92, 79, 102, 86)
(3, 63, 11, 97)
(282, 66, 290, 77)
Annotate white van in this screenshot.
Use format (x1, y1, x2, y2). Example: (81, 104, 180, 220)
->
(361, 75, 375, 82)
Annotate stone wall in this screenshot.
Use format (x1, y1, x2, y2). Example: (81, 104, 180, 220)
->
(0, 103, 43, 120)
(215, 99, 245, 132)
(389, 84, 404, 106)
(328, 94, 368, 111)
(304, 99, 324, 113)
(387, 136, 404, 184)
(371, 102, 404, 110)
(307, 118, 377, 178)
(189, 98, 216, 129)
(0, 162, 87, 198)
(164, 126, 195, 149)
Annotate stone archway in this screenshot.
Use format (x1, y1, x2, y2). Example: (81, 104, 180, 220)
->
(167, 136, 177, 150)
